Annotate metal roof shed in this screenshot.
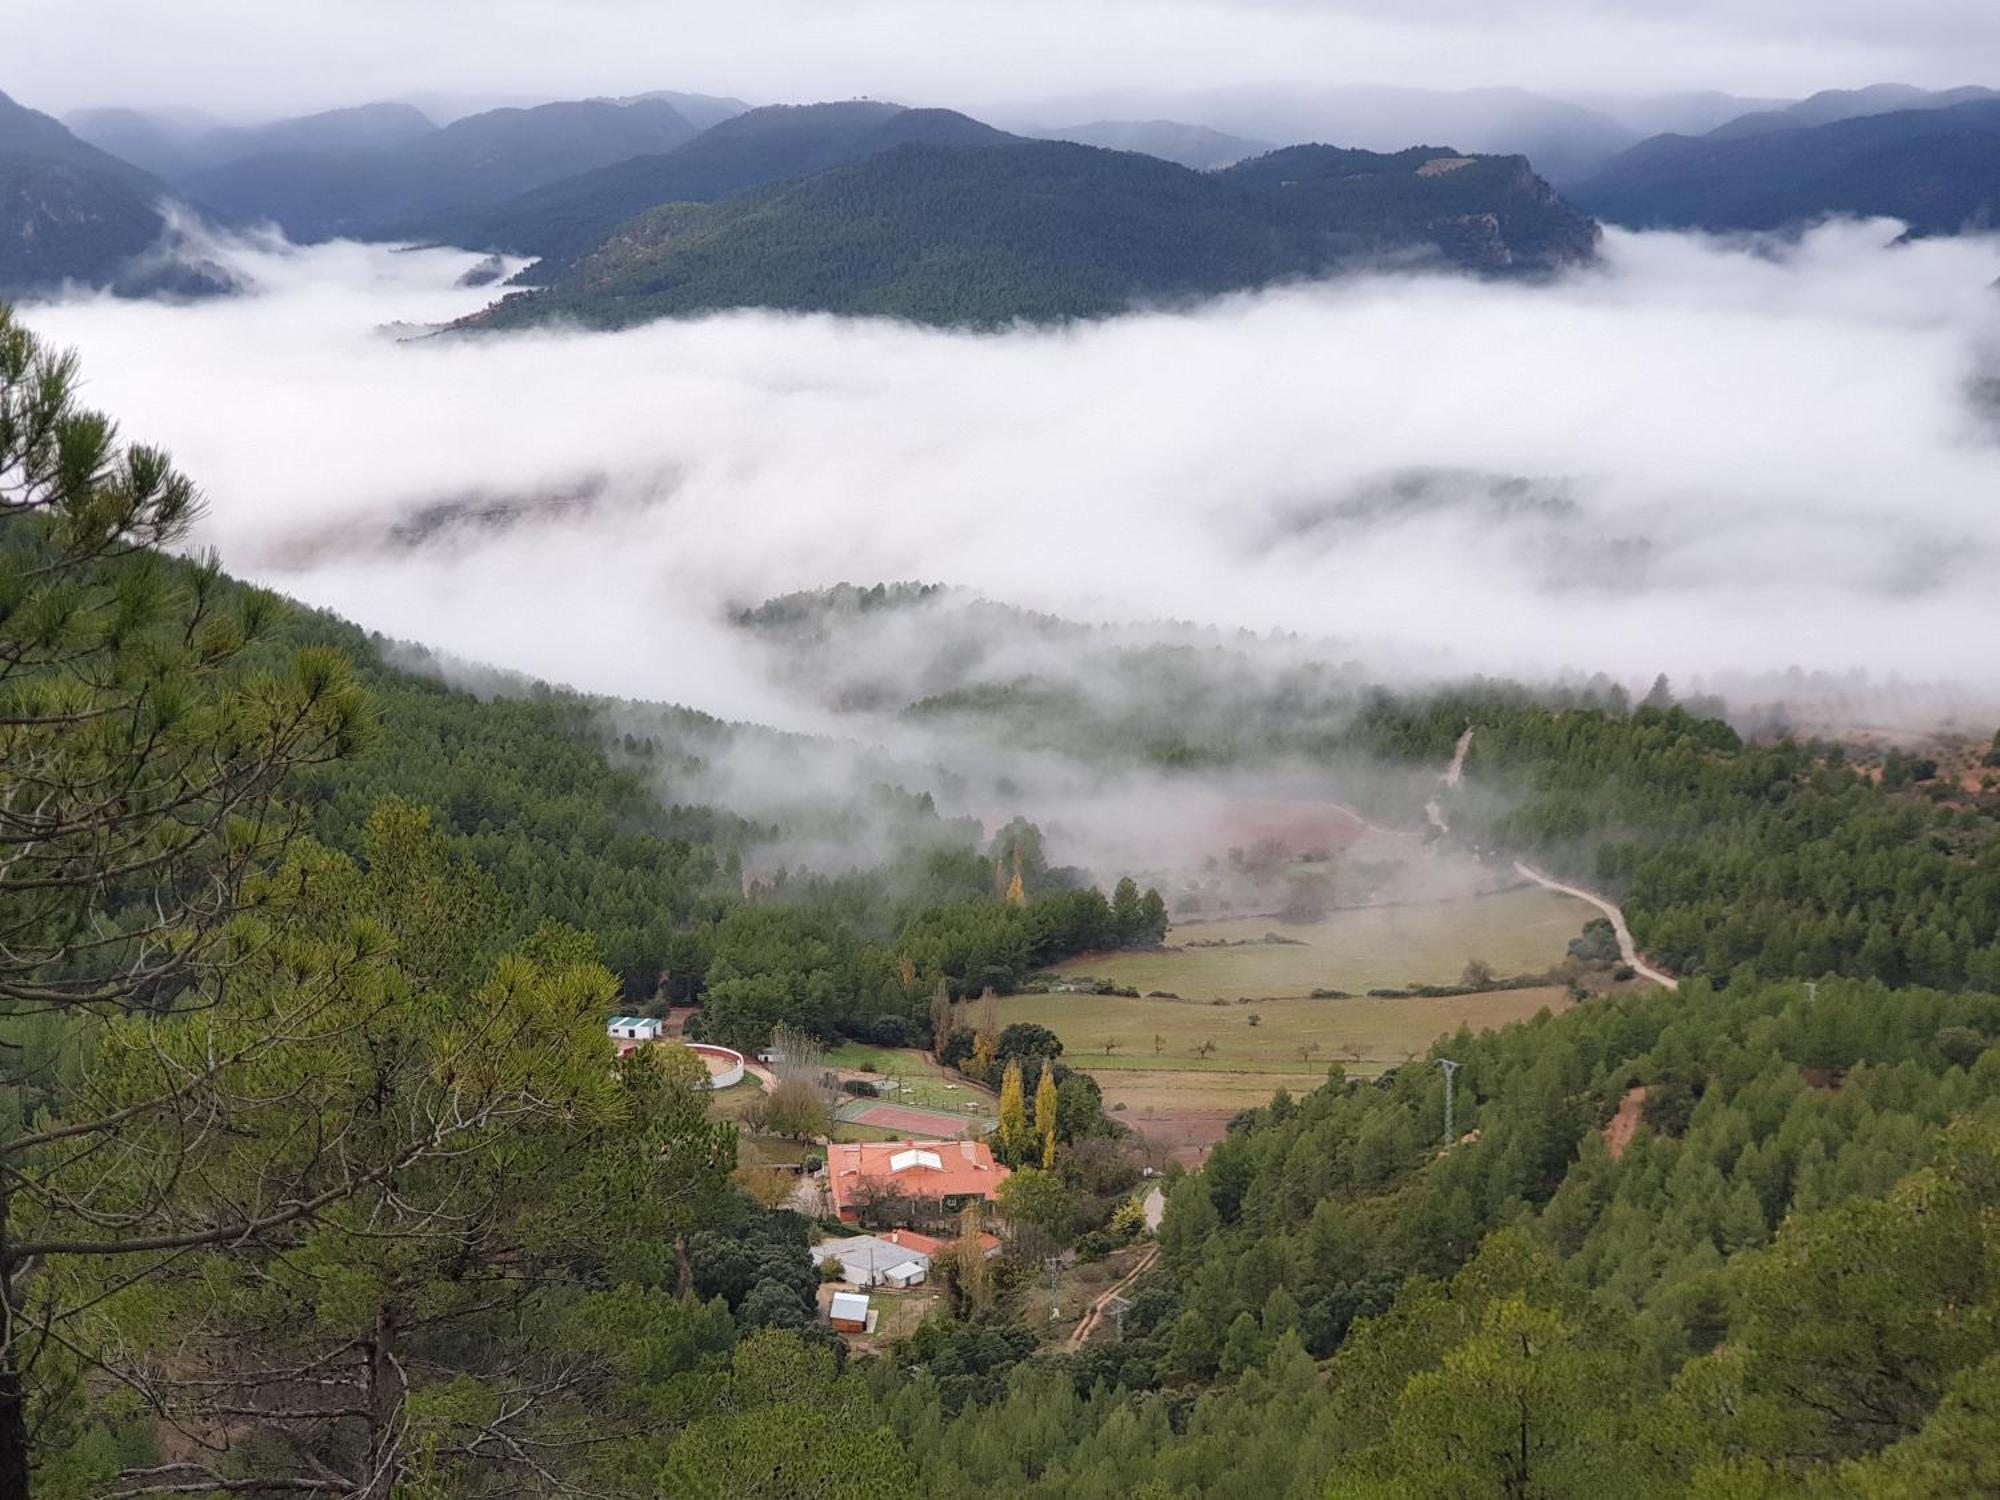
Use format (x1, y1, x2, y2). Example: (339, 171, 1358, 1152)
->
(829, 1291, 871, 1332)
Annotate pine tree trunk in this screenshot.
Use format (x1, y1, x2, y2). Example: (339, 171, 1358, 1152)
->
(0, 1178, 29, 1500)
(363, 1303, 401, 1500)
(0, 1359, 28, 1500)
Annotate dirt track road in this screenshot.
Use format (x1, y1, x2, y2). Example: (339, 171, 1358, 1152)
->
(1512, 861, 1679, 990)
(1066, 1244, 1159, 1350)
(1425, 727, 1475, 834)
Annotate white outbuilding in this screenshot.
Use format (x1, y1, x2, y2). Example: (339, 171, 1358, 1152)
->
(829, 1291, 872, 1333)
(812, 1235, 931, 1288)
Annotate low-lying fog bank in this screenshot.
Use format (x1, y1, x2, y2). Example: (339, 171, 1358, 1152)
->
(27, 218, 2000, 720)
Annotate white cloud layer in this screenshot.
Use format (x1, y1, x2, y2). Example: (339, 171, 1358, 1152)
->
(23, 221, 2000, 727)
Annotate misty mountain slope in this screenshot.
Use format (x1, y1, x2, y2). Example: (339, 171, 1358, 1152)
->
(1575, 97, 2000, 231)
(0, 152, 169, 292)
(178, 96, 698, 240)
(1032, 119, 1272, 169)
(0, 89, 160, 187)
(69, 101, 438, 179)
(616, 89, 753, 131)
(0, 89, 183, 292)
(434, 101, 1015, 271)
(468, 139, 1598, 330)
(1705, 83, 1999, 140)
(1006, 84, 1644, 183)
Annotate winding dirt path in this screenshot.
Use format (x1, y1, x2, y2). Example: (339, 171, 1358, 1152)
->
(1419, 726, 1677, 991)
(1511, 861, 1678, 990)
(1425, 727, 1475, 835)
(1066, 1244, 1159, 1349)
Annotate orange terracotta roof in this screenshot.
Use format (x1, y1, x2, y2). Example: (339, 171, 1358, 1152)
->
(825, 1139, 1009, 1219)
(882, 1227, 1001, 1258)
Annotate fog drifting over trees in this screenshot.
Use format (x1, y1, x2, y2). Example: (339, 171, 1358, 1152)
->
(24, 218, 2000, 726)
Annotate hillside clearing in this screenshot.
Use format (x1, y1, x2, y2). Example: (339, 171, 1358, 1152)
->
(1044, 882, 1595, 1001)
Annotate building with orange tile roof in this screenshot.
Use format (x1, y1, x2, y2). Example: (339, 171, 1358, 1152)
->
(826, 1139, 1010, 1225)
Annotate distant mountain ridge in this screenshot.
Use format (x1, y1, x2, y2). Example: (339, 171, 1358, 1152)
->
(174, 96, 700, 240)
(70, 101, 437, 179)
(1705, 84, 2000, 140)
(1575, 94, 2000, 231)
(466, 136, 1599, 331)
(1028, 119, 1272, 170)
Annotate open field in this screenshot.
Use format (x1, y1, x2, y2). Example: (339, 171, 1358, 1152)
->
(1003, 983, 1574, 1164)
(1046, 882, 1593, 1001)
(1003, 986, 1573, 1073)
(825, 1043, 996, 1117)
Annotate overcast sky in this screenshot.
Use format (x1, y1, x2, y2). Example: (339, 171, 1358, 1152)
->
(12, 0, 2000, 120)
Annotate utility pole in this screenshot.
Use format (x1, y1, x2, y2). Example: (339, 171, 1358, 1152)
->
(1437, 1058, 1462, 1149)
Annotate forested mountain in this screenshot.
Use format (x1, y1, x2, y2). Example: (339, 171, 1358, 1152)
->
(1574, 96, 2000, 231)
(175, 95, 699, 239)
(0, 89, 174, 292)
(67, 100, 437, 179)
(470, 139, 1599, 330)
(437, 101, 1016, 271)
(1030, 119, 1272, 169)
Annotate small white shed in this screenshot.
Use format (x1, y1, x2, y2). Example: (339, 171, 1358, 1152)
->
(829, 1291, 871, 1332)
(607, 1016, 663, 1042)
(882, 1260, 927, 1289)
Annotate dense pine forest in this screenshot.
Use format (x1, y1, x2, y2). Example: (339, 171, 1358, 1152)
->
(1346, 684, 2000, 990)
(471, 138, 1598, 331)
(5, 302, 2000, 1497)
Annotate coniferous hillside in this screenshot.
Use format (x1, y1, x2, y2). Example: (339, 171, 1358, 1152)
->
(0, 90, 170, 292)
(436, 101, 1018, 272)
(1347, 688, 2000, 991)
(886, 978, 2000, 1496)
(469, 139, 1599, 330)
(1574, 97, 2000, 231)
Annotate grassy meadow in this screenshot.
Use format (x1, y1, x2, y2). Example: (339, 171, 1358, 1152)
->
(1045, 883, 1593, 1001)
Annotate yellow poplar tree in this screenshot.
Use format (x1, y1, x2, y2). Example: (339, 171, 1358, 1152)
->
(970, 1030, 998, 1083)
(1035, 1066, 1060, 1167)
(997, 1060, 1029, 1163)
(955, 1202, 989, 1308)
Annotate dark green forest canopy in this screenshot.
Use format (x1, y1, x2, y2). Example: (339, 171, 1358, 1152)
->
(1339, 685, 2000, 991)
(469, 138, 1600, 331)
